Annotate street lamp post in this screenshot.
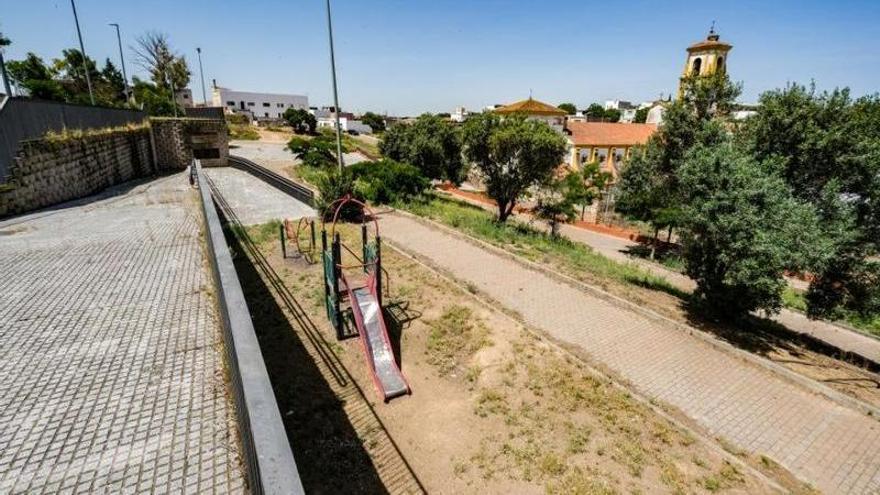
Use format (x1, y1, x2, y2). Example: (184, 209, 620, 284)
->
(108, 23, 130, 101)
(196, 47, 207, 106)
(70, 0, 95, 105)
(325, 0, 344, 172)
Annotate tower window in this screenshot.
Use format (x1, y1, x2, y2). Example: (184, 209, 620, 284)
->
(692, 57, 702, 75)
(717, 56, 725, 73)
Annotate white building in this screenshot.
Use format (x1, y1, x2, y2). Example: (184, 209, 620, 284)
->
(451, 106, 470, 123)
(316, 116, 373, 134)
(212, 86, 308, 120)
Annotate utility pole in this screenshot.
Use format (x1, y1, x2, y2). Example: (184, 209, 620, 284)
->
(325, 0, 344, 172)
(0, 51, 11, 98)
(70, 0, 95, 105)
(196, 47, 207, 106)
(108, 23, 129, 101)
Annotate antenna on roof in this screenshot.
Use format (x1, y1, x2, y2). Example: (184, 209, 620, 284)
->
(710, 20, 716, 34)
(528, 88, 533, 99)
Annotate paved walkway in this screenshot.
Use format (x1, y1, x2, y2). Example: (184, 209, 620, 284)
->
(204, 167, 315, 225)
(446, 190, 880, 364)
(0, 174, 246, 494)
(379, 212, 880, 494)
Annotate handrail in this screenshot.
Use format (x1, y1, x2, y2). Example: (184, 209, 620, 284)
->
(193, 160, 305, 495)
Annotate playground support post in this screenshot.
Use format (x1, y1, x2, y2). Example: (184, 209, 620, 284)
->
(376, 236, 383, 308)
(332, 232, 344, 339)
(279, 224, 286, 259)
(310, 221, 316, 252)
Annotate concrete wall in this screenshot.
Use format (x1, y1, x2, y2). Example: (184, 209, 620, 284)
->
(212, 87, 308, 120)
(0, 126, 154, 217)
(151, 117, 228, 170)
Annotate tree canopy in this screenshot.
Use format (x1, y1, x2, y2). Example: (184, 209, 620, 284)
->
(379, 114, 465, 183)
(557, 102, 577, 115)
(360, 112, 386, 133)
(678, 143, 827, 315)
(462, 113, 567, 222)
(283, 108, 317, 134)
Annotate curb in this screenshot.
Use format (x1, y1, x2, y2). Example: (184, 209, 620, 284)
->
(387, 207, 880, 421)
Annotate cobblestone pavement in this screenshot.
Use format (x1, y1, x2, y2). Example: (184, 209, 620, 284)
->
(204, 167, 315, 225)
(379, 212, 880, 494)
(0, 174, 247, 494)
(448, 191, 880, 364)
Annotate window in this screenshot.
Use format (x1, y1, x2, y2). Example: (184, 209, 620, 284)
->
(264, 112, 269, 117)
(717, 56, 725, 73)
(226, 101, 235, 106)
(262, 102, 271, 107)
(691, 57, 702, 75)
(182, 94, 190, 99)
(277, 103, 284, 108)
(247, 102, 255, 106)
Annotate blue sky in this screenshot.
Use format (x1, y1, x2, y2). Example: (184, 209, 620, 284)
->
(3, 0, 878, 115)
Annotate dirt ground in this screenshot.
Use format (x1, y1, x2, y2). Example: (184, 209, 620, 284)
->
(229, 220, 814, 494)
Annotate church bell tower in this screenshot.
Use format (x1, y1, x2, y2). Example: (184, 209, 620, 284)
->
(678, 24, 732, 97)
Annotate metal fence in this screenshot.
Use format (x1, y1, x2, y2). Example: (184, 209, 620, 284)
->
(0, 97, 146, 181)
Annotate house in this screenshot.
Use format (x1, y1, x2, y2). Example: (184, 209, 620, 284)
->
(565, 121, 657, 180)
(451, 106, 470, 123)
(316, 115, 372, 134)
(212, 84, 308, 121)
(494, 97, 567, 132)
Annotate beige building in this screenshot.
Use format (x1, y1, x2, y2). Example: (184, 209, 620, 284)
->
(565, 122, 657, 180)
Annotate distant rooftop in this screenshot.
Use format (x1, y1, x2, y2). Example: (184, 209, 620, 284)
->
(566, 121, 657, 146)
(494, 97, 567, 116)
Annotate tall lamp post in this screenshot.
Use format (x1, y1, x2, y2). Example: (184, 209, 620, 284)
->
(325, 0, 344, 172)
(196, 47, 207, 106)
(70, 0, 95, 105)
(108, 23, 129, 101)
(0, 32, 12, 98)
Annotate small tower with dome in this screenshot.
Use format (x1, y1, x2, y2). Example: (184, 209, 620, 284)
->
(678, 24, 732, 97)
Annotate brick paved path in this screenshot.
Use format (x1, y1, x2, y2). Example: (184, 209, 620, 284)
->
(0, 174, 246, 494)
(379, 212, 880, 494)
(448, 190, 880, 365)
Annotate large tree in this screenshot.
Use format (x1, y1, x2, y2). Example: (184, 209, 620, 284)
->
(678, 143, 828, 316)
(360, 111, 386, 133)
(739, 84, 880, 318)
(557, 102, 577, 115)
(133, 32, 190, 90)
(616, 72, 738, 239)
(379, 114, 464, 183)
(283, 108, 317, 134)
(462, 113, 566, 222)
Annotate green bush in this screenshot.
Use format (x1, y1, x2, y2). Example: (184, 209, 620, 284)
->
(315, 168, 364, 222)
(350, 159, 429, 204)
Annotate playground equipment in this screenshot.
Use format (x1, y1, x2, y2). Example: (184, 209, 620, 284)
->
(321, 196, 410, 402)
(280, 217, 317, 263)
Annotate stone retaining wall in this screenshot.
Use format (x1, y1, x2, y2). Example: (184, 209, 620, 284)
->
(151, 118, 228, 170)
(0, 127, 154, 217)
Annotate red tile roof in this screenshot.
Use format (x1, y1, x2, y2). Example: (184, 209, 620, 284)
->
(566, 122, 657, 147)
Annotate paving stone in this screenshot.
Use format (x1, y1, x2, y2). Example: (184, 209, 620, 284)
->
(0, 173, 246, 493)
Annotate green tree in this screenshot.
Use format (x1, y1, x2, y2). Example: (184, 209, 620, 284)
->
(557, 102, 577, 115)
(604, 108, 621, 122)
(287, 133, 344, 168)
(534, 179, 578, 237)
(585, 103, 605, 120)
(360, 111, 386, 133)
(131, 77, 178, 116)
(283, 108, 317, 134)
(133, 32, 190, 90)
(634, 107, 649, 123)
(379, 114, 464, 183)
(739, 84, 880, 318)
(566, 161, 612, 221)
(315, 168, 364, 221)
(616, 72, 738, 239)
(462, 113, 567, 222)
(678, 143, 827, 316)
(6, 52, 65, 100)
